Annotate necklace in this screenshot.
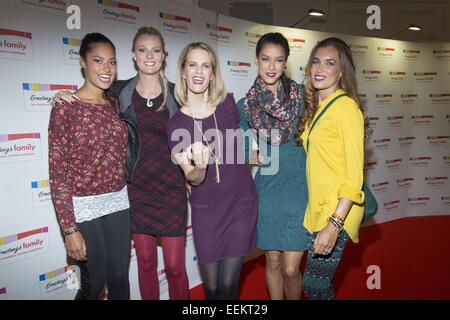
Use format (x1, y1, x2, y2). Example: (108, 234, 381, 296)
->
(190, 108, 221, 184)
(137, 81, 161, 108)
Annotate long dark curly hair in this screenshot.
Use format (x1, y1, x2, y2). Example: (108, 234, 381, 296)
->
(294, 37, 365, 146)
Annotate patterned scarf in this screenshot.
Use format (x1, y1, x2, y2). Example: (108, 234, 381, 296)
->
(243, 75, 301, 145)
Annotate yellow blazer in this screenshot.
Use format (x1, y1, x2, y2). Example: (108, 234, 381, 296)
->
(301, 89, 365, 243)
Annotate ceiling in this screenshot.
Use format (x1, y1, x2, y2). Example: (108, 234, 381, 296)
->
(197, 0, 450, 42)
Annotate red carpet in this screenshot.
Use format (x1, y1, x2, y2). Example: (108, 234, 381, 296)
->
(190, 216, 450, 300)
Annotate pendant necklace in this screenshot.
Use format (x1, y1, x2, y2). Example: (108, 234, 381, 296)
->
(191, 108, 221, 184)
(137, 81, 159, 108)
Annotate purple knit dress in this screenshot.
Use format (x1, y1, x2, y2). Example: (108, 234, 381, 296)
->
(166, 94, 257, 264)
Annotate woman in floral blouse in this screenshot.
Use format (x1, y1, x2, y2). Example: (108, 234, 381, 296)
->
(48, 33, 131, 300)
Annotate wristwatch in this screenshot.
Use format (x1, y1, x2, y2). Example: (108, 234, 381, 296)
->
(63, 227, 79, 236)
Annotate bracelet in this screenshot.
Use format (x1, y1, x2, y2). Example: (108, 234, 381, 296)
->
(63, 227, 79, 236)
(329, 217, 343, 229)
(331, 213, 344, 224)
(328, 216, 343, 232)
(329, 219, 343, 232)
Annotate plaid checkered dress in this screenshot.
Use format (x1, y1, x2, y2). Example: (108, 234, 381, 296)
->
(127, 91, 187, 236)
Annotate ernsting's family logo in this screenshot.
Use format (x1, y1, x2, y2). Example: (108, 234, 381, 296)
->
(349, 44, 368, 57)
(0, 133, 42, 164)
(386, 116, 404, 127)
(362, 69, 380, 81)
(400, 94, 418, 105)
(408, 197, 430, 208)
(22, 83, 78, 111)
(17, 0, 68, 12)
(62, 37, 81, 65)
(398, 136, 416, 148)
(0, 28, 33, 61)
(402, 49, 420, 61)
(206, 23, 232, 44)
(286, 37, 305, 53)
(373, 138, 392, 150)
(376, 46, 395, 59)
(39, 265, 80, 299)
(374, 93, 392, 106)
(0, 227, 49, 266)
(432, 49, 450, 61)
(429, 93, 450, 105)
(409, 156, 432, 168)
(371, 181, 389, 193)
(98, 0, 140, 28)
(31, 179, 52, 208)
(396, 177, 414, 189)
(160, 11, 191, 36)
(411, 115, 433, 126)
(389, 71, 406, 82)
(246, 31, 262, 47)
(414, 72, 437, 83)
(227, 60, 251, 78)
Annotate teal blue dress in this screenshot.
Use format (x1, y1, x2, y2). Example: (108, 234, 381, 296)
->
(236, 84, 308, 251)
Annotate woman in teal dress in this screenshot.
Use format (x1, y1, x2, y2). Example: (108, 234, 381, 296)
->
(236, 32, 308, 300)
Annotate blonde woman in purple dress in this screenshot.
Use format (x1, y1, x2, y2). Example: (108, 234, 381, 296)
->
(167, 42, 258, 300)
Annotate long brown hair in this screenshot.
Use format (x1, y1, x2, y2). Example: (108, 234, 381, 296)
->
(294, 37, 364, 145)
(132, 26, 169, 112)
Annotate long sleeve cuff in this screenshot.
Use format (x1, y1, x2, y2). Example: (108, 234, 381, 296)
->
(338, 183, 365, 205)
(57, 213, 77, 232)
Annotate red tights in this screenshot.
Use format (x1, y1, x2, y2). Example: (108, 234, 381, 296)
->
(132, 233, 189, 300)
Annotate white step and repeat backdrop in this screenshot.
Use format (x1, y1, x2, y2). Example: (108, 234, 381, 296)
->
(0, 0, 449, 300)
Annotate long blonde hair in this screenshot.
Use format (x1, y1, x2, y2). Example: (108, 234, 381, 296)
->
(132, 26, 169, 112)
(174, 42, 227, 107)
(294, 37, 364, 146)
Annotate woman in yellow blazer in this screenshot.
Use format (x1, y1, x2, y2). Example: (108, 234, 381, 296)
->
(294, 37, 365, 300)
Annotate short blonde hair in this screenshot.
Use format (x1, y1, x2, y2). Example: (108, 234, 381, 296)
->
(174, 42, 227, 107)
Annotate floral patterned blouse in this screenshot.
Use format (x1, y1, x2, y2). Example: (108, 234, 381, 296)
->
(48, 98, 128, 231)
